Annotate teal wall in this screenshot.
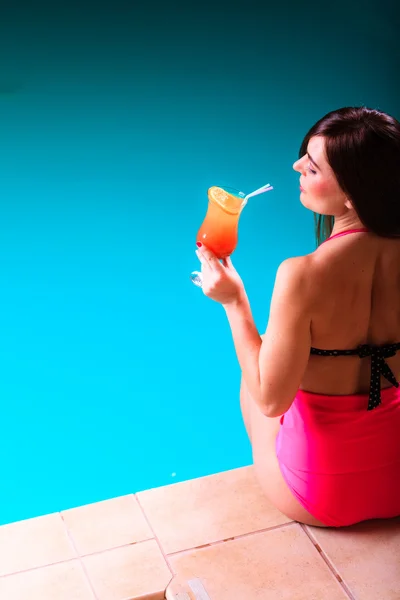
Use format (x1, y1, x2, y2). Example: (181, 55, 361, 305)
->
(1, 0, 399, 523)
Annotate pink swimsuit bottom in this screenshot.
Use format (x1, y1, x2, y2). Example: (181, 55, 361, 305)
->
(276, 228, 400, 527)
(276, 386, 400, 527)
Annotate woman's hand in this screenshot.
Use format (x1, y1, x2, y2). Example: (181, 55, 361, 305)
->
(195, 243, 246, 306)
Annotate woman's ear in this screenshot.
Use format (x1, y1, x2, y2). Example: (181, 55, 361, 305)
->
(344, 197, 353, 210)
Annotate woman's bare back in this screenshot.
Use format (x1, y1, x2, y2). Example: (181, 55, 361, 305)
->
(301, 232, 400, 395)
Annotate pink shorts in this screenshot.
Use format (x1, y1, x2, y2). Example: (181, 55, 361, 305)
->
(276, 386, 400, 527)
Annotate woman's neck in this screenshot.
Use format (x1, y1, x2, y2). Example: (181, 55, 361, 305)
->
(331, 213, 366, 237)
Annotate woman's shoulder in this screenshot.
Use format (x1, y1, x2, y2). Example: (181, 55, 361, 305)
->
(278, 239, 341, 276)
(275, 253, 314, 283)
(274, 253, 322, 305)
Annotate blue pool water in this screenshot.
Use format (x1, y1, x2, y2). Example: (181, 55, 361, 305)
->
(1, 0, 398, 526)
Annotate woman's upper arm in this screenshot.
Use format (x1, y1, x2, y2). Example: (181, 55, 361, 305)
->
(259, 256, 313, 417)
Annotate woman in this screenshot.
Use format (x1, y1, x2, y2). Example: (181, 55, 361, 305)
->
(195, 106, 400, 528)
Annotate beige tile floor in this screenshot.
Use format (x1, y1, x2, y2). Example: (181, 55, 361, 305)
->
(1, 466, 399, 599)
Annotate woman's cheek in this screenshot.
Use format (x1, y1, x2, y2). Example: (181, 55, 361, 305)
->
(312, 179, 331, 196)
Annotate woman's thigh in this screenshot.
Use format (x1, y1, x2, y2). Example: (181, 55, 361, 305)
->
(241, 377, 326, 527)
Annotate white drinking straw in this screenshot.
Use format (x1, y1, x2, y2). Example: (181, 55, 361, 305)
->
(242, 183, 273, 205)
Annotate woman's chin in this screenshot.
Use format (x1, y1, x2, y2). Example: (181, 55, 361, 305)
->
(299, 195, 314, 210)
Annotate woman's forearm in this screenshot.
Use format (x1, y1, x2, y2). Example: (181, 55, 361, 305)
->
(223, 290, 263, 408)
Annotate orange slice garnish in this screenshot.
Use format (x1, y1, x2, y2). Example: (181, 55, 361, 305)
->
(208, 186, 242, 214)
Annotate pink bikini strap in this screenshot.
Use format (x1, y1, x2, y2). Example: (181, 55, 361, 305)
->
(322, 228, 369, 244)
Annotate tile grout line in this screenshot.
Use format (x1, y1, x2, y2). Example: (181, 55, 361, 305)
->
(164, 520, 295, 558)
(0, 517, 293, 581)
(300, 525, 356, 600)
(59, 512, 100, 600)
(0, 521, 291, 579)
(134, 494, 176, 580)
(0, 557, 78, 580)
(0, 536, 170, 581)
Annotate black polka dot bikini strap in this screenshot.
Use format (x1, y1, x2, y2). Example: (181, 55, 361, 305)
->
(310, 342, 400, 411)
(310, 348, 361, 357)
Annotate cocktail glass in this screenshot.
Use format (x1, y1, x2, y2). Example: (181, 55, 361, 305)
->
(190, 186, 247, 287)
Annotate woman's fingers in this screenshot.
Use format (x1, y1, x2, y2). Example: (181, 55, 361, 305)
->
(222, 255, 233, 268)
(196, 245, 223, 271)
(194, 244, 244, 303)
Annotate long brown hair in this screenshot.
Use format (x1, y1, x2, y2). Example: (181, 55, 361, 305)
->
(299, 107, 400, 246)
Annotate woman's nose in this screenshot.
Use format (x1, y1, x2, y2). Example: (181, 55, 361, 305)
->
(293, 158, 301, 172)
(293, 157, 307, 174)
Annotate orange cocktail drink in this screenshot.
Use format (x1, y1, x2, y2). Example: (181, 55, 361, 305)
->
(196, 186, 246, 258)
